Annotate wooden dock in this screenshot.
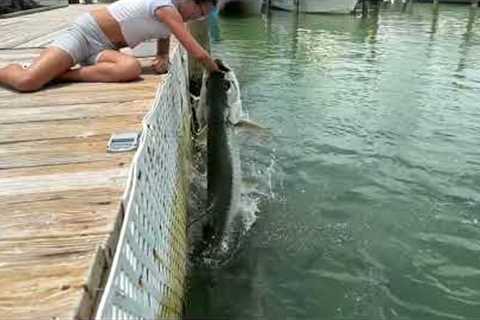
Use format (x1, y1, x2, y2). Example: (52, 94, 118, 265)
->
(0, 5, 174, 319)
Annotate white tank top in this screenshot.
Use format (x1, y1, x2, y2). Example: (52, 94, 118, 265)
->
(107, 0, 176, 48)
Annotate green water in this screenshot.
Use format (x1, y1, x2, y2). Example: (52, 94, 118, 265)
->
(186, 3, 480, 319)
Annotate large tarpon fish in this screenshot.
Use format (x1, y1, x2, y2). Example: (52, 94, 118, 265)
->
(193, 61, 265, 262)
(203, 62, 243, 254)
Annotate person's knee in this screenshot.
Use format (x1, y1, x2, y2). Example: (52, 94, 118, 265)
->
(119, 58, 141, 81)
(15, 72, 43, 92)
(126, 58, 142, 80)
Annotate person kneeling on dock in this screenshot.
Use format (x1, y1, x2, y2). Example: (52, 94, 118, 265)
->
(0, 0, 220, 92)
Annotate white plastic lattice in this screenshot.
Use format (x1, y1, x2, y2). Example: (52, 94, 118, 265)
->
(96, 46, 191, 320)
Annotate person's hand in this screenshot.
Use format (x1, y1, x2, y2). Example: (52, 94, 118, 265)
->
(152, 56, 169, 74)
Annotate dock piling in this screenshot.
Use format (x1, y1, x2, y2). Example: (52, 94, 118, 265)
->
(362, 0, 368, 17)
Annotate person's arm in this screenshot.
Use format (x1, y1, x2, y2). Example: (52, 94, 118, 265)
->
(151, 37, 170, 74)
(155, 7, 219, 73)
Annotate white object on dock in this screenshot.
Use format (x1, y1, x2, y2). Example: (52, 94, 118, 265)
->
(107, 132, 140, 153)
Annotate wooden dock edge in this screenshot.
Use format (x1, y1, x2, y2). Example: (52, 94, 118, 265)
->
(74, 203, 124, 320)
(85, 39, 198, 319)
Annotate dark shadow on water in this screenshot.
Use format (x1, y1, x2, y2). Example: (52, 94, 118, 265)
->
(184, 243, 271, 320)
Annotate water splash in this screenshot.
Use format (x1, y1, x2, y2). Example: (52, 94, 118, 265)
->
(187, 133, 277, 268)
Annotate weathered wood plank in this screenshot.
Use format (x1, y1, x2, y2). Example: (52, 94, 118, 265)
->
(0, 19, 22, 27)
(0, 188, 122, 240)
(0, 233, 104, 268)
(0, 134, 108, 156)
(0, 5, 100, 48)
(0, 49, 42, 61)
(0, 85, 158, 107)
(1, 155, 132, 178)
(0, 234, 105, 320)
(0, 114, 146, 144)
(0, 257, 91, 320)
(0, 99, 152, 124)
(0, 167, 129, 197)
(0, 185, 122, 207)
(16, 29, 64, 48)
(0, 135, 133, 174)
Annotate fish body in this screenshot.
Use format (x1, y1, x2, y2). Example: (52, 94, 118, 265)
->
(205, 69, 242, 251)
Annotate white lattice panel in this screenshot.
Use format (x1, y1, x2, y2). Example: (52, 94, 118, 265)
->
(96, 46, 191, 320)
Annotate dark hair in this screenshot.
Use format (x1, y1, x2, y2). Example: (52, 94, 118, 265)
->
(193, 0, 218, 6)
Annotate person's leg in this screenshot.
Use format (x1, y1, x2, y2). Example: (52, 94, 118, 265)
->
(0, 47, 73, 92)
(58, 50, 142, 83)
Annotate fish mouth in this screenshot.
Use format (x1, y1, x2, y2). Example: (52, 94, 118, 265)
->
(215, 59, 231, 73)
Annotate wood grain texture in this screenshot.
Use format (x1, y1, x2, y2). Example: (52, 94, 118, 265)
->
(0, 5, 101, 48)
(0, 5, 176, 319)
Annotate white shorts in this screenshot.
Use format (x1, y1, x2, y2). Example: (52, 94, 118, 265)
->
(49, 13, 116, 65)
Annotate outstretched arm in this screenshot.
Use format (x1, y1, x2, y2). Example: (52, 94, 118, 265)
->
(155, 7, 219, 73)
